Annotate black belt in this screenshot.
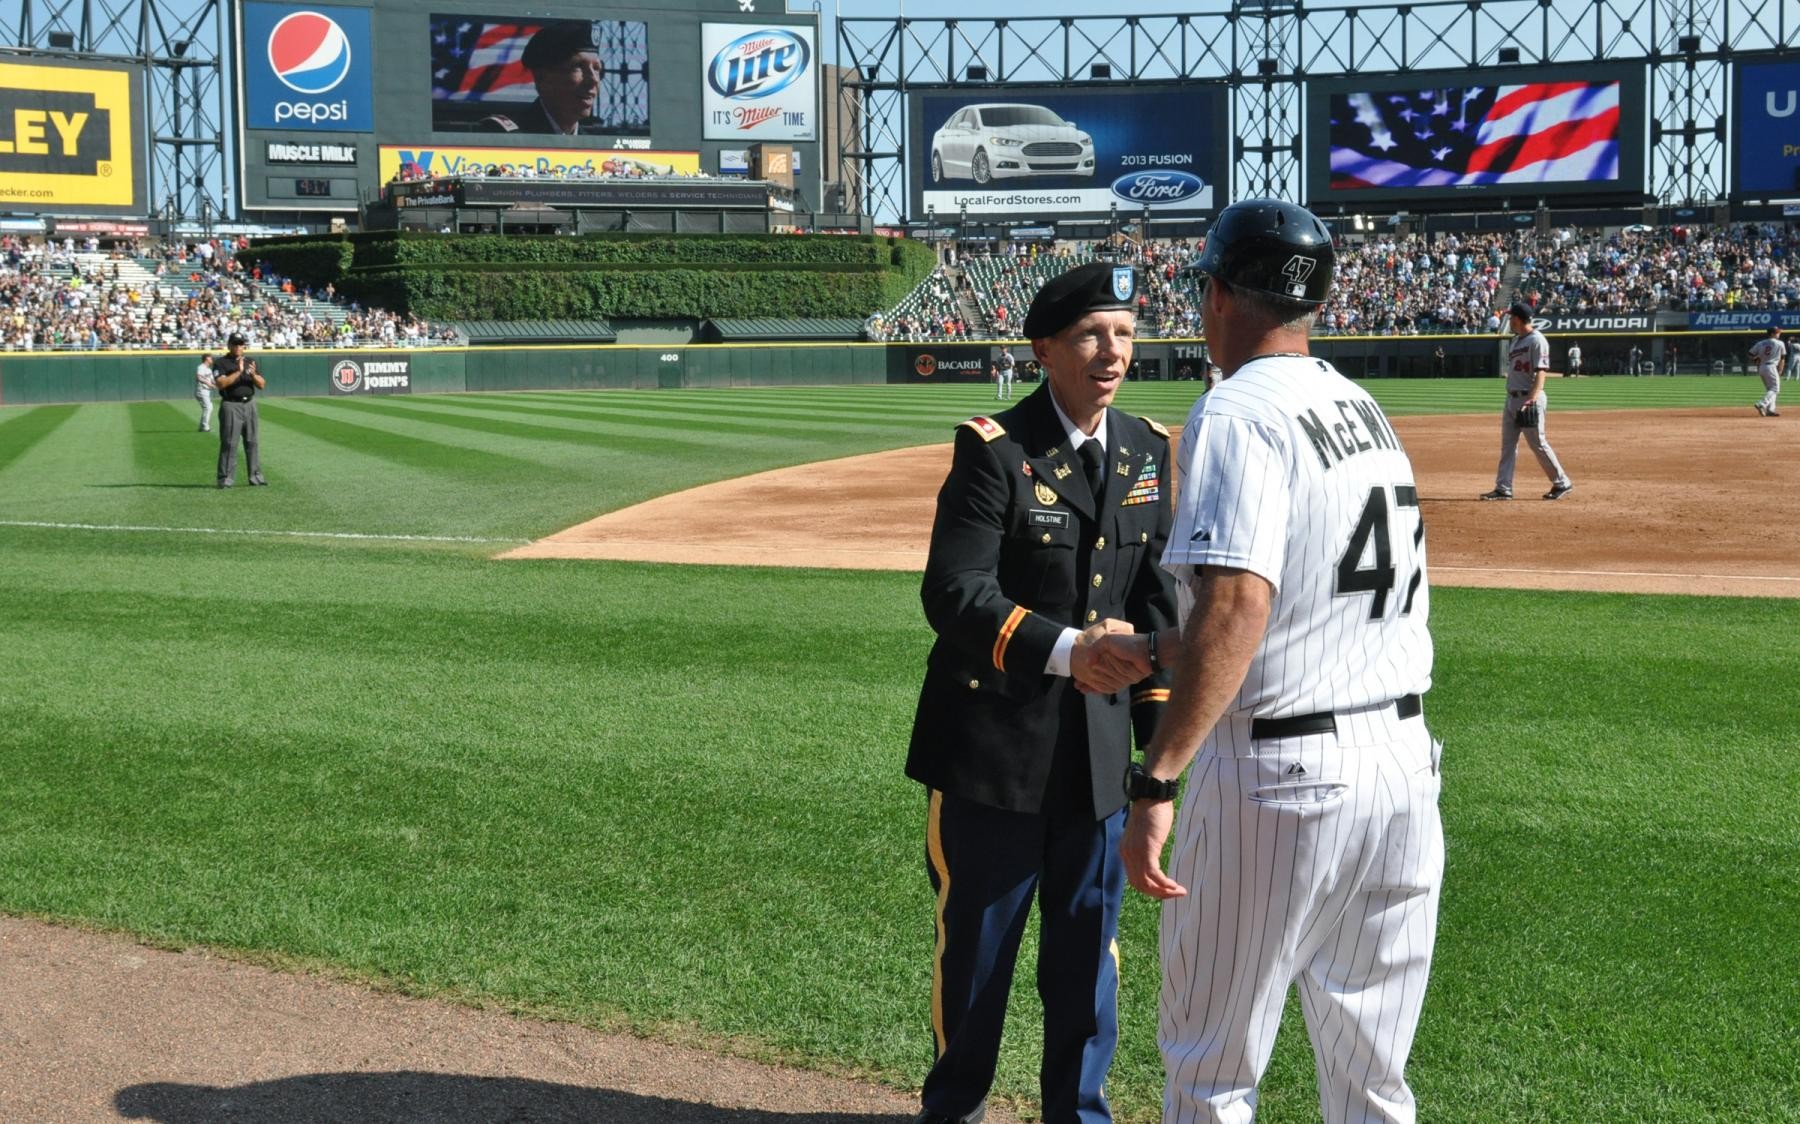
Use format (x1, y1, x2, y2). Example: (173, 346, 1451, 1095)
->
(1508, 390, 1531, 397)
(1250, 694, 1422, 740)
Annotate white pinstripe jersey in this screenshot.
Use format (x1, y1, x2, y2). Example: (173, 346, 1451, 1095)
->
(1163, 354, 1433, 720)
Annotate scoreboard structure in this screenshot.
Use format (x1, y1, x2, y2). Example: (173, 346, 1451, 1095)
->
(232, 0, 824, 217)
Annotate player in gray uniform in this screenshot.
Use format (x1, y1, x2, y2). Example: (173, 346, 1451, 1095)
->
(1786, 334, 1800, 381)
(1482, 301, 1574, 501)
(996, 346, 1016, 400)
(1749, 327, 1783, 416)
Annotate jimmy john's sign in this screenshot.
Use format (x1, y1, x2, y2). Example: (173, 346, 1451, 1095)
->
(327, 355, 412, 395)
(0, 59, 145, 214)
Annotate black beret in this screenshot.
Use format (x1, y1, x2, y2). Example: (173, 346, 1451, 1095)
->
(1023, 262, 1139, 339)
(522, 21, 599, 69)
(1507, 301, 1536, 323)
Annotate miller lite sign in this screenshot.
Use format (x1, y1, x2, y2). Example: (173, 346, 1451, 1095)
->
(701, 23, 817, 142)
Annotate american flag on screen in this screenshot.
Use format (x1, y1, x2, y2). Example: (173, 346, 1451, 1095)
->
(1329, 82, 1621, 189)
(432, 19, 541, 104)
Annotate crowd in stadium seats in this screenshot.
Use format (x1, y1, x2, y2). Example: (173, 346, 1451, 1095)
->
(1516, 223, 1800, 313)
(0, 235, 454, 351)
(1313, 232, 1521, 335)
(874, 230, 1534, 340)
(865, 266, 972, 341)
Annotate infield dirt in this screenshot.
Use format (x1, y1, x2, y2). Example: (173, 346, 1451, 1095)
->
(505, 408, 1800, 599)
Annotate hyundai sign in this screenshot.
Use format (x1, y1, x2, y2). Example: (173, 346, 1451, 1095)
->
(909, 85, 1227, 218)
(241, 2, 373, 132)
(701, 24, 817, 142)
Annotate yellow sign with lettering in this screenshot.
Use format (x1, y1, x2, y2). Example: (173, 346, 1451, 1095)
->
(378, 144, 700, 184)
(0, 61, 139, 210)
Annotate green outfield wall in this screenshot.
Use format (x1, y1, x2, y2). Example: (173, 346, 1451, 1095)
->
(0, 331, 1765, 407)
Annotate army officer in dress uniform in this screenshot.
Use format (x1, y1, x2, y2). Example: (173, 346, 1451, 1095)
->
(477, 21, 607, 136)
(907, 261, 1180, 1124)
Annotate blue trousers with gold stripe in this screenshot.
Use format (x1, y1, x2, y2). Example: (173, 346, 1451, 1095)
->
(923, 789, 1126, 1123)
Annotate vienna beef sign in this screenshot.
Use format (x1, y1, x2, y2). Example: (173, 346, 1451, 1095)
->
(701, 24, 817, 142)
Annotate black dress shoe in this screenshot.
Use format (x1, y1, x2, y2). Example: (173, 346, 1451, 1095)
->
(914, 1103, 986, 1124)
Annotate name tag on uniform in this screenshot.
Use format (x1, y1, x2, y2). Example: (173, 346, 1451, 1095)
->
(1029, 508, 1070, 530)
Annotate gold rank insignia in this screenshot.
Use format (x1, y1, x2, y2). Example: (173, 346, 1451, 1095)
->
(1138, 415, 1171, 439)
(1034, 480, 1059, 506)
(1054, 463, 1073, 480)
(1116, 461, 1131, 476)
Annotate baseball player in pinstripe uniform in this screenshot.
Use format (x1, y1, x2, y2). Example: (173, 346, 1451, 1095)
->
(1104, 200, 1443, 1123)
(1482, 302, 1574, 501)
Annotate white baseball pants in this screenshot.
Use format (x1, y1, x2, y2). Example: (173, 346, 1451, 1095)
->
(1159, 707, 1444, 1124)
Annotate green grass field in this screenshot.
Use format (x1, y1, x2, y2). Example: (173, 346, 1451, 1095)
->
(2, 377, 1796, 1121)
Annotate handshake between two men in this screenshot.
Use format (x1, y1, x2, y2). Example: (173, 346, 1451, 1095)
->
(1069, 619, 1154, 696)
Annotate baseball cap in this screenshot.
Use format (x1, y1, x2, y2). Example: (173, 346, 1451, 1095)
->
(1507, 301, 1536, 322)
(226, 332, 248, 347)
(522, 21, 600, 69)
(1022, 262, 1138, 339)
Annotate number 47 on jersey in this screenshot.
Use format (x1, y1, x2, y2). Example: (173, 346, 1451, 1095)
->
(1336, 484, 1425, 620)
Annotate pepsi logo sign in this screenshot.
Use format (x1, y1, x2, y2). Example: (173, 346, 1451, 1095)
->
(268, 10, 352, 95)
(707, 29, 810, 100)
(1110, 170, 1205, 205)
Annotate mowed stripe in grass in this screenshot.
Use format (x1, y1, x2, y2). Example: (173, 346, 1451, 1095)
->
(0, 523, 1794, 1122)
(0, 403, 77, 473)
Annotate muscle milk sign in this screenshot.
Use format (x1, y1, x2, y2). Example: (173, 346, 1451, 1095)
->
(701, 24, 816, 141)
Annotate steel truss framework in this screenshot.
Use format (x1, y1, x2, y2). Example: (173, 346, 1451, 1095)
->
(836, 0, 1800, 222)
(0, 0, 226, 222)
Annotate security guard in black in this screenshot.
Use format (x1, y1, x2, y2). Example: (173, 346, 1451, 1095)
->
(906, 261, 1178, 1124)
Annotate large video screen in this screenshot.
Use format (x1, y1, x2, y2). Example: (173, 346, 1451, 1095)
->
(907, 85, 1228, 218)
(1307, 66, 1646, 206)
(1733, 58, 1800, 198)
(429, 14, 650, 136)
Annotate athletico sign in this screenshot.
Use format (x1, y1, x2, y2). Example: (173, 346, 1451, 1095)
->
(0, 59, 144, 214)
(327, 355, 411, 395)
(1689, 310, 1800, 330)
(241, 2, 373, 132)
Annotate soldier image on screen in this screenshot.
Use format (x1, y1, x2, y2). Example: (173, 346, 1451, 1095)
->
(478, 22, 607, 136)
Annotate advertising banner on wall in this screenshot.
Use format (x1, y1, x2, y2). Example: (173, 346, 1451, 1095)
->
(429, 14, 649, 139)
(1689, 309, 1800, 330)
(701, 24, 817, 141)
(327, 354, 412, 395)
(241, 2, 373, 132)
(1733, 59, 1800, 197)
(908, 85, 1226, 218)
(378, 144, 699, 183)
(0, 59, 145, 215)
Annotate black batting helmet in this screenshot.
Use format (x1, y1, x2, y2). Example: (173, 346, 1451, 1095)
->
(1187, 198, 1335, 306)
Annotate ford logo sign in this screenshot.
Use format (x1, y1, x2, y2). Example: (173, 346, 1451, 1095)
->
(708, 29, 811, 100)
(1109, 170, 1204, 205)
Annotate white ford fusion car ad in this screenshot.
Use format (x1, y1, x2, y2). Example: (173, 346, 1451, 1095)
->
(911, 86, 1225, 217)
(930, 104, 1096, 183)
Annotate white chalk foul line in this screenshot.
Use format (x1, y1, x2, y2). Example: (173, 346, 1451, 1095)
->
(1434, 564, 1800, 584)
(0, 520, 526, 545)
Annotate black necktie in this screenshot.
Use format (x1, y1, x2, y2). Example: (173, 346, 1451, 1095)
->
(1079, 440, 1105, 501)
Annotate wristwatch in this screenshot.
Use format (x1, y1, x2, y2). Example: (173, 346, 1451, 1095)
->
(1124, 761, 1180, 803)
